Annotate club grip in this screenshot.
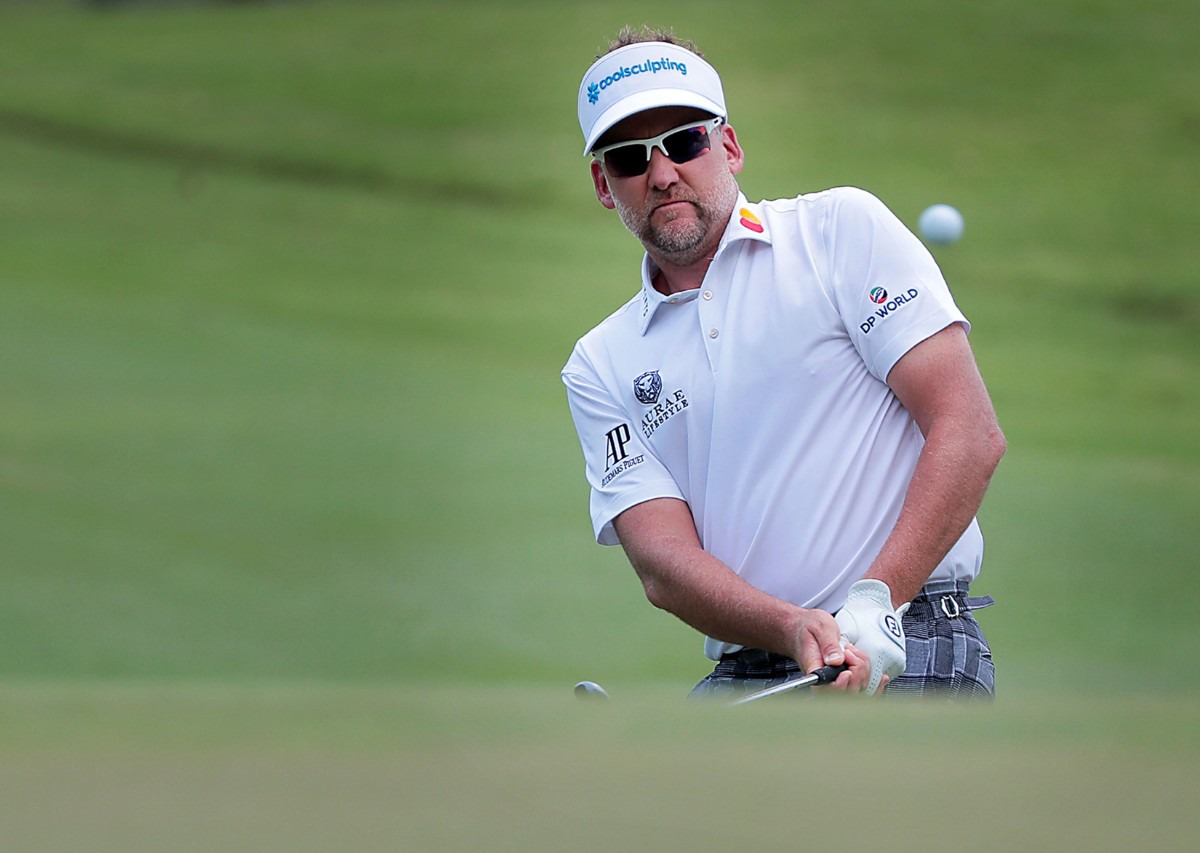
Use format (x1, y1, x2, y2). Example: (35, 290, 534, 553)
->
(810, 664, 849, 684)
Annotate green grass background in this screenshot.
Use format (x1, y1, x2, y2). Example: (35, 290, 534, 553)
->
(0, 0, 1197, 849)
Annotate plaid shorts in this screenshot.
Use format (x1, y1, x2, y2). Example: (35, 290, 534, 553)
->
(689, 580, 996, 700)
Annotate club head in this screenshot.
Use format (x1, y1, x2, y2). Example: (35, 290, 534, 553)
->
(573, 680, 610, 700)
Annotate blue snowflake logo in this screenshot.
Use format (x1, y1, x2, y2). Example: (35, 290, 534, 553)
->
(587, 82, 600, 105)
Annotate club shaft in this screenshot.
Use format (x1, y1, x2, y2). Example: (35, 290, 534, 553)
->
(729, 664, 847, 705)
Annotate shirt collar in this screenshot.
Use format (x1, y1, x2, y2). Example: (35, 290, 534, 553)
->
(636, 193, 771, 335)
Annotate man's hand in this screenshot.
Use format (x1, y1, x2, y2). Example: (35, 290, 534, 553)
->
(834, 580, 908, 695)
(789, 609, 873, 693)
(821, 643, 872, 693)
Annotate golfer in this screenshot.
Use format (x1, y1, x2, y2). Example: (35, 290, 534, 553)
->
(562, 27, 1006, 698)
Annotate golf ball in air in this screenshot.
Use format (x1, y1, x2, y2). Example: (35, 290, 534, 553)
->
(574, 680, 610, 700)
(918, 204, 964, 245)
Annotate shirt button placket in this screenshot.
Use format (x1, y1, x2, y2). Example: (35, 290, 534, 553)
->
(699, 286, 721, 372)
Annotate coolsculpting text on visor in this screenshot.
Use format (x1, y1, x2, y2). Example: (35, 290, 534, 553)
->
(586, 56, 688, 105)
(577, 41, 727, 155)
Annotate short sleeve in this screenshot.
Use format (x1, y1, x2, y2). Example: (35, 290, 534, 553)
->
(823, 188, 968, 382)
(562, 347, 685, 545)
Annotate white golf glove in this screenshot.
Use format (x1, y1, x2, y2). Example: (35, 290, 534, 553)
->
(834, 579, 909, 696)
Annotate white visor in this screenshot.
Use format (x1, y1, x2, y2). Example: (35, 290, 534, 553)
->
(577, 41, 727, 155)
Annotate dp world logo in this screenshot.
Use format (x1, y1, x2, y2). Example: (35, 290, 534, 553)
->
(587, 82, 600, 104)
(869, 287, 889, 304)
(633, 370, 662, 405)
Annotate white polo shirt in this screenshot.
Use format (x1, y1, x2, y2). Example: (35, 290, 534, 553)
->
(562, 186, 986, 659)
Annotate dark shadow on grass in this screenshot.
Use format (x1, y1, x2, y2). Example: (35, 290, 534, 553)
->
(1110, 289, 1200, 332)
(0, 107, 523, 207)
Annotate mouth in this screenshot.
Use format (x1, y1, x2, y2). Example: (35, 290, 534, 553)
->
(652, 199, 696, 218)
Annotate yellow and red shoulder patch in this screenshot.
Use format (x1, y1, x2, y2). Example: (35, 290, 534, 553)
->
(739, 208, 764, 233)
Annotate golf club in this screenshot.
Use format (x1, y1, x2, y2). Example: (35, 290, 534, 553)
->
(728, 664, 848, 705)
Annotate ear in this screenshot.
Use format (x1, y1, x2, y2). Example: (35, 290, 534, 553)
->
(721, 124, 745, 175)
(590, 160, 617, 210)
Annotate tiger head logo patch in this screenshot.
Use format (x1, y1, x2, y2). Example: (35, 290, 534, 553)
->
(633, 370, 662, 405)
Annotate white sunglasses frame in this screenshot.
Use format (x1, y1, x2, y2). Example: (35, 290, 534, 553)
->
(590, 116, 725, 176)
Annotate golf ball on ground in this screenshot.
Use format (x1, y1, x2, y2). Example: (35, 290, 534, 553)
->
(918, 204, 964, 245)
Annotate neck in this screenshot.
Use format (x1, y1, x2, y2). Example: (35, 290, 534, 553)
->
(650, 253, 716, 295)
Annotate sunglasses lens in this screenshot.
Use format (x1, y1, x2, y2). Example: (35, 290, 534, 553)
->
(664, 125, 712, 164)
(603, 145, 650, 178)
(599, 121, 718, 177)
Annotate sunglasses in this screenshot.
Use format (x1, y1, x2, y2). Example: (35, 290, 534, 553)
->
(592, 117, 724, 178)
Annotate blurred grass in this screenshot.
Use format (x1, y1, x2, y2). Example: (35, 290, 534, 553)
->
(0, 682, 1197, 851)
(0, 0, 1197, 696)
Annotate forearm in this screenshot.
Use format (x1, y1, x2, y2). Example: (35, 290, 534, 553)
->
(865, 414, 1006, 607)
(633, 533, 805, 654)
(868, 324, 1007, 608)
(613, 498, 840, 670)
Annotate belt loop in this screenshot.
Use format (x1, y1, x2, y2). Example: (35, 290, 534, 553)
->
(939, 595, 961, 619)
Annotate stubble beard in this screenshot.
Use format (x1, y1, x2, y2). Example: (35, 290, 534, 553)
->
(614, 171, 739, 267)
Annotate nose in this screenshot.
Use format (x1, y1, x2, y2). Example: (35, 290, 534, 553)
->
(645, 145, 679, 190)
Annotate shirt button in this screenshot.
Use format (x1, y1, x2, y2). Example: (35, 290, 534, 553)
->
(702, 290, 713, 300)
(708, 328, 719, 339)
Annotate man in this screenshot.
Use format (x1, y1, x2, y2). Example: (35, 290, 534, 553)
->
(561, 27, 1006, 698)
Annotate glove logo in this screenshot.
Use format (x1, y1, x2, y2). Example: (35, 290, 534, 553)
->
(884, 614, 902, 640)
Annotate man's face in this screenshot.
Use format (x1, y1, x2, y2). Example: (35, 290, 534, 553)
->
(590, 106, 744, 267)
